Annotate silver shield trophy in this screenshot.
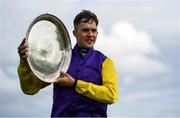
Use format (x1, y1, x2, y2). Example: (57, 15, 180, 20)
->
(25, 14, 72, 83)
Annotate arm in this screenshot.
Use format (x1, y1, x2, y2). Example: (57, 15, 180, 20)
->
(17, 38, 50, 95)
(17, 62, 50, 95)
(75, 58, 118, 104)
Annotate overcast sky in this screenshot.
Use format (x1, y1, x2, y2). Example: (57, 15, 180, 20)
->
(0, 0, 180, 117)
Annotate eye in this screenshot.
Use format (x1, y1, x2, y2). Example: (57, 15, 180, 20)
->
(82, 28, 89, 32)
(81, 28, 97, 33)
(92, 29, 97, 33)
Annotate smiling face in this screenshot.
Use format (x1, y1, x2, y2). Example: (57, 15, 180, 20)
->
(73, 19, 98, 48)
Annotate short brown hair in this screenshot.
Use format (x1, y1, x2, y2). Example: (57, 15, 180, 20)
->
(73, 10, 98, 29)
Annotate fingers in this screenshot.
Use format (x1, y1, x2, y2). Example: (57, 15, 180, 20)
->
(54, 74, 65, 84)
(60, 71, 67, 75)
(18, 38, 28, 59)
(18, 47, 28, 59)
(55, 72, 75, 87)
(19, 48, 28, 59)
(55, 72, 70, 82)
(60, 71, 71, 78)
(18, 44, 27, 51)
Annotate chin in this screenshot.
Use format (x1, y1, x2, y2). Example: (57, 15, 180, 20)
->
(85, 44, 93, 48)
(80, 42, 94, 48)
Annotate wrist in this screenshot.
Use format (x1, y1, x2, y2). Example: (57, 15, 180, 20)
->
(20, 59, 28, 65)
(72, 79, 77, 89)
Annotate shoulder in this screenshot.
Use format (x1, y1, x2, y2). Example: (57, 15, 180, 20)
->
(93, 50, 107, 61)
(102, 57, 114, 66)
(93, 50, 114, 64)
(93, 50, 114, 67)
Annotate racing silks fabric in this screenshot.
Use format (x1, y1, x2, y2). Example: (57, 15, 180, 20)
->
(17, 44, 118, 117)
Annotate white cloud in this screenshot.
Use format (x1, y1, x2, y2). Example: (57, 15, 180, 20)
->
(110, 21, 159, 55)
(95, 21, 170, 84)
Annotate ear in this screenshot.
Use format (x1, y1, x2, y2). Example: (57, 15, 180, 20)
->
(73, 30, 77, 37)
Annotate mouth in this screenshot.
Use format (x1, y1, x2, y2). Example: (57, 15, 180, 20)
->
(85, 39, 94, 44)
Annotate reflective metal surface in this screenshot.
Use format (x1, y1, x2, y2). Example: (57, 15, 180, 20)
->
(26, 14, 72, 83)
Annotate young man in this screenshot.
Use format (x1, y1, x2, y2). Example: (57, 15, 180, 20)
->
(17, 10, 118, 117)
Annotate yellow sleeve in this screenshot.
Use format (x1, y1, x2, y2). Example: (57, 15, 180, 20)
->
(17, 62, 50, 95)
(75, 58, 118, 104)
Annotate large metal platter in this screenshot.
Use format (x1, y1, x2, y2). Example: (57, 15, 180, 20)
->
(25, 14, 72, 83)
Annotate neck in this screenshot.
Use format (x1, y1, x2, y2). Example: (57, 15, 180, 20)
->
(77, 44, 90, 56)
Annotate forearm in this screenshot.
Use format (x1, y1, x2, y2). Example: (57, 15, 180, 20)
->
(75, 80, 118, 104)
(17, 63, 50, 95)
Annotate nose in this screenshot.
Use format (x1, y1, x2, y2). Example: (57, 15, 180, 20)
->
(87, 30, 93, 37)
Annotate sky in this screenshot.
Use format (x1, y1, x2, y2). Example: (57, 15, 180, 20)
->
(0, 0, 180, 117)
